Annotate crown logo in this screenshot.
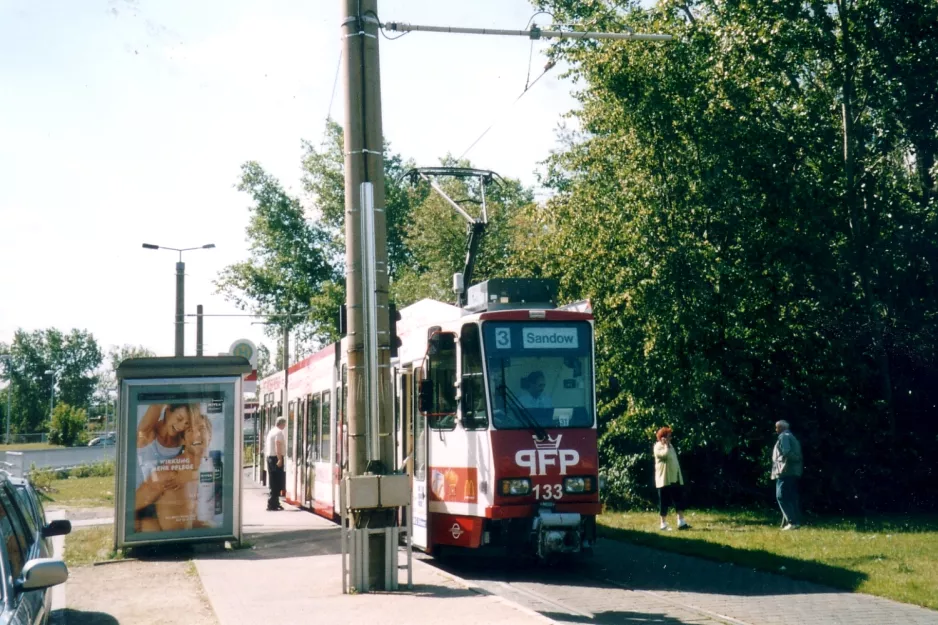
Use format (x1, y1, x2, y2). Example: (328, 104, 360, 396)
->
(533, 434, 562, 450)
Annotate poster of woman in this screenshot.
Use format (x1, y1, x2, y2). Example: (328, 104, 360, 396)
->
(132, 398, 226, 533)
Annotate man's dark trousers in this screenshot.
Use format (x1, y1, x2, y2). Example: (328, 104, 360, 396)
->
(776, 475, 801, 525)
(267, 456, 284, 510)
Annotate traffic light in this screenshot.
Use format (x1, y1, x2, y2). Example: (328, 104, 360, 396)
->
(389, 303, 402, 357)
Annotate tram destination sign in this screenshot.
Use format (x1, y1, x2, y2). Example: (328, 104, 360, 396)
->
(522, 327, 579, 349)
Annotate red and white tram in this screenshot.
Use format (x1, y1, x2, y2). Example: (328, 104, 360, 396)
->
(257, 278, 599, 560)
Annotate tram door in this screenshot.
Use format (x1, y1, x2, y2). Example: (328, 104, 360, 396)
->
(289, 400, 299, 500)
(297, 397, 307, 506)
(412, 367, 428, 550)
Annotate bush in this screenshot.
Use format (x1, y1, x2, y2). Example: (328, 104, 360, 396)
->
(47, 403, 88, 447)
(29, 464, 57, 492)
(27, 460, 115, 490)
(70, 460, 115, 478)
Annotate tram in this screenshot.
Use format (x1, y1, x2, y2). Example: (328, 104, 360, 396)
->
(257, 277, 599, 561)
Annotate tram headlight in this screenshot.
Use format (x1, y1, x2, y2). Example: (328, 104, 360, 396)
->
(563, 476, 595, 494)
(499, 478, 531, 496)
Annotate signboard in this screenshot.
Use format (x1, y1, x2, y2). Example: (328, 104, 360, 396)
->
(229, 339, 257, 393)
(522, 327, 579, 349)
(114, 356, 249, 549)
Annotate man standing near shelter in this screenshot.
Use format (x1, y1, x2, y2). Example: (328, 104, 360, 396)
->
(265, 416, 287, 511)
(771, 420, 803, 530)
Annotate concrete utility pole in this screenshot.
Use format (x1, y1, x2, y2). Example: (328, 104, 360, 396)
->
(175, 261, 185, 356)
(1, 354, 11, 445)
(282, 323, 289, 436)
(341, 0, 395, 590)
(196, 305, 204, 356)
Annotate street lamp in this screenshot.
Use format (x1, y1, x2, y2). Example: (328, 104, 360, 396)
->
(1, 354, 11, 444)
(142, 243, 216, 357)
(44, 368, 60, 422)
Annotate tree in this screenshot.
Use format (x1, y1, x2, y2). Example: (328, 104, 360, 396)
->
(256, 344, 273, 380)
(93, 344, 156, 419)
(2, 329, 102, 434)
(214, 161, 338, 356)
(47, 403, 88, 447)
(531, 0, 938, 512)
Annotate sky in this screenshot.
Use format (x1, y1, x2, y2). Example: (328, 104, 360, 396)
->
(0, 0, 582, 361)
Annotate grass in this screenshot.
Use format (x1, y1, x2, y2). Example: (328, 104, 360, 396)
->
(0, 442, 62, 451)
(40, 476, 114, 509)
(599, 508, 938, 610)
(64, 526, 124, 567)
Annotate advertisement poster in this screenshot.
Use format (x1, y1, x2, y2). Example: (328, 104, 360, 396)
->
(122, 379, 237, 544)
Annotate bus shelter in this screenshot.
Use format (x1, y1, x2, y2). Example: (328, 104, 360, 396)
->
(114, 356, 251, 549)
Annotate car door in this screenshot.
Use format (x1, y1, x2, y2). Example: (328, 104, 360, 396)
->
(0, 486, 45, 625)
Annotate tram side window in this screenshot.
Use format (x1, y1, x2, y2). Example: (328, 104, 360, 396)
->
(460, 324, 487, 430)
(426, 332, 457, 430)
(309, 394, 321, 463)
(287, 401, 295, 460)
(321, 391, 331, 462)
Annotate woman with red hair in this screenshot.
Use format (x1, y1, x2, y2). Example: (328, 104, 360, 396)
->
(654, 427, 691, 530)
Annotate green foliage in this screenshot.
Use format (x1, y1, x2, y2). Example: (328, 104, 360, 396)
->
(69, 459, 115, 478)
(30, 460, 115, 492)
(214, 161, 338, 355)
(533, 0, 938, 513)
(1, 329, 102, 433)
(47, 403, 88, 447)
(29, 464, 55, 491)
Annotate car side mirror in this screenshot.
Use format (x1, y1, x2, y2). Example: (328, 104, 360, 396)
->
(42, 519, 72, 538)
(17, 558, 69, 592)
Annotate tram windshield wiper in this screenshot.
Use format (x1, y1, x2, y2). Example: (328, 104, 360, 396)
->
(497, 383, 548, 441)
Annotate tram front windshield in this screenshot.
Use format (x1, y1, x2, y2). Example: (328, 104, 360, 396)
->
(482, 320, 594, 430)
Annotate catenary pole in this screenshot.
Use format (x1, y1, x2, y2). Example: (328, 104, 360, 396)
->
(175, 261, 185, 357)
(341, 0, 394, 590)
(196, 305, 204, 356)
(340, 8, 670, 592)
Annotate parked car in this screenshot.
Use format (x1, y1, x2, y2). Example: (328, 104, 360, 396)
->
(0, 472, 70, 625)
(7, 475, 71, 556)
(87, 432, 116, 447)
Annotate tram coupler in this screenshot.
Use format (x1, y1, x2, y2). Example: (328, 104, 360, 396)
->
(532, 507, 582, 560)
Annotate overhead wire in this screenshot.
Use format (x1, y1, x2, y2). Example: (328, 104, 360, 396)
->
(320, 49, 343, 147)
(457, 10, 559, 160)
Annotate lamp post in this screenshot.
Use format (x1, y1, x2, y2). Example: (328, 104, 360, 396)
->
(44, 368, 59, 422)
(1, 354, 11, 445)
(142, 243, 215, 357)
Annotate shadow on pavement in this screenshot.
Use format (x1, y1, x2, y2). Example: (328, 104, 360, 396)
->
(56, 609, 119, 625)
(595, 527, 868, 593)
(543, 610, 692, 624)
(124, 527, 343, 562)
(432, 532, 867, 598)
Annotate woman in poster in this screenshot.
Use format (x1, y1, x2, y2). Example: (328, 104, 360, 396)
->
(134, 403, 191, 531)
(153, 407, 215, 531)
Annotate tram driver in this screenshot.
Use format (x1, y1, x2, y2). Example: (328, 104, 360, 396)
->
(519, 370, 553, 410)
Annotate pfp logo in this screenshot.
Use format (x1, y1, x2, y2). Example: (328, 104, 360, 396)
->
(514, 434, 580, 476)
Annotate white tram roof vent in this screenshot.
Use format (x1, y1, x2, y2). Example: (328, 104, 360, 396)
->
(464, 278, 559, 313)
